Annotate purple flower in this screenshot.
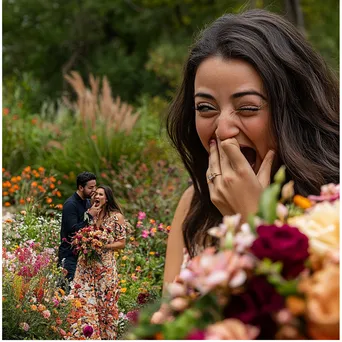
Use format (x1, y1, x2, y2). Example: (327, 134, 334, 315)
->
(83, 325, 93, 338)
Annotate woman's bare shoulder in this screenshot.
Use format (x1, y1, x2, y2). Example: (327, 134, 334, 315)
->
(110, 211, 125, 224)
(177, 185, 194, 212)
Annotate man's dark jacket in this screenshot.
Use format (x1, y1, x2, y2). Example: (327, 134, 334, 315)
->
(58, 192, 92, 264)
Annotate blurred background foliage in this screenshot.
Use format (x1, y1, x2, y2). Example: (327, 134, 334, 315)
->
(3, 0, 339, 204)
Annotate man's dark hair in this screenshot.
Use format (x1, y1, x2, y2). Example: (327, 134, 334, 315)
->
(76, 171, 96, 189)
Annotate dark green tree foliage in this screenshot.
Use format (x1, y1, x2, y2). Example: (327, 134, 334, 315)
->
(3, 0, 339, 111)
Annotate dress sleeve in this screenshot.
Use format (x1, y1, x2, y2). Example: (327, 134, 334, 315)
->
(110, 213, 127, 241)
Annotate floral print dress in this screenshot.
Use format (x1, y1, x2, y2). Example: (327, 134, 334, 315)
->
(67, 212, 126, 340)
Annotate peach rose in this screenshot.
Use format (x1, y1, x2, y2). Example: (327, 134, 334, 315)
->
(205, 318, 259, 340)
(299, 263, 339, 340)
(288, 200, 339, 257)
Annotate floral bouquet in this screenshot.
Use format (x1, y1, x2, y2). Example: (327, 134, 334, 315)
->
(125, 167, 339, 340)
(70, 226, 109, 263)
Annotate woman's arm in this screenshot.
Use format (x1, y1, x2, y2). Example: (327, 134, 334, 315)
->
(162, 185, 194, 296)
(104, 239, 125, 250)
(104, 212, 126, 251)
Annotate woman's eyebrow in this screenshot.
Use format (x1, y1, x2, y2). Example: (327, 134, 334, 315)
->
(232, 90, 267, 100)
(194, 92, 215, 100)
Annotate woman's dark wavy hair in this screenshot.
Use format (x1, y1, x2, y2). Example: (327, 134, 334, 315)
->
(166, 9, 339, 257)
(97, 185, 123, 218)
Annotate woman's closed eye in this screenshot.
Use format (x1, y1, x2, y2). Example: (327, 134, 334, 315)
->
(236, 105, 262, 116)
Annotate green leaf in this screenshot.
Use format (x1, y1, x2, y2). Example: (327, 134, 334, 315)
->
(258, 183, 281, 223)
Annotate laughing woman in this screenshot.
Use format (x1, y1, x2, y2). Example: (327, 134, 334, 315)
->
(160, 9, 339, 300)
(67, 185, 127, 340)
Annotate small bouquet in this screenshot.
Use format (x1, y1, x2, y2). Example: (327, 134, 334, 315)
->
(126, 167, 339, 340)
(71, 226, 109, 263)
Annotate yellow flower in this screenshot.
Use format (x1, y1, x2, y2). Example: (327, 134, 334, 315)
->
(149, 251, 156, 255)
(120, 288, 127, 293)
(130, 237, 135, 241)
(121, 280, 126, 284)
(74, 300, 82, 308)
(122, 256, 128, 261)
(289, 200, 339, 257)
(31, 304, 38, 311)
(58, 288, 65, 296)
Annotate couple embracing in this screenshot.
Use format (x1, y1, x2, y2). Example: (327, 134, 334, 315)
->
(58, 171, 127, 340)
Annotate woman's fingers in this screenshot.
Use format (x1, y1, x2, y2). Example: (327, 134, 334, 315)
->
(207, 139, 222, 183)
(219, 138, 252, 173)
(256, 150, 275, 188)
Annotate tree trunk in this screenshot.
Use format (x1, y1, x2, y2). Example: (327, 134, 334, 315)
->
(285, 0, 306, 36)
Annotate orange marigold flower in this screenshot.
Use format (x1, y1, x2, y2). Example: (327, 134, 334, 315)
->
(31, 118, 38, 125)
(16, 176, 21, 181)
(46, 197, 53, 204)
(166, 225, 171, 231)
(4, 202, 11, 207)
(3, 108, 9, 115)
(10, 177, 17, 183)
(31, 181, 38, 188)
(31, 304, 38, 311)
(9, 188, 15, 194)
(3, 191, 8, 196)
(50, 176, 56, 182)
(55, 204, 63, 210)
(50, 183, 56, 189)
(293, 195, 312, 209)
(3, 181, 11, 188)
(13, 184, 19, 191)
(149, 219, 156, 224)
(19, 199, 25, 205)
(23, 166, 31, 173)
(120, 288, 127, 293)
(38, 185, 46, 193)
(38, 167, 45, 172)
(56, 191, 62, 197)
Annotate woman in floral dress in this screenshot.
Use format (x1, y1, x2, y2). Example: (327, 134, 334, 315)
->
(67, 185, 127, 340)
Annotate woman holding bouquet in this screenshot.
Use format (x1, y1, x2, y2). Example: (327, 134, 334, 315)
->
(67, 185, 127, 340)
(157, 8, 339, 317)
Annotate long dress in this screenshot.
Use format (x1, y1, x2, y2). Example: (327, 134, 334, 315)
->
(66, 212, 126, 340)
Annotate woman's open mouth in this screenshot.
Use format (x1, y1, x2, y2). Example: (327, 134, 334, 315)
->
(240, 146, 257, 172)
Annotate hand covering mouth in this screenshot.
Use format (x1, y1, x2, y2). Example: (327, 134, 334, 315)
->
(240, 146, 257, 170)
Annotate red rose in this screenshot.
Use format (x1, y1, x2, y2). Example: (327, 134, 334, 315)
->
(224, 276, 284, 339)
(251, 224, 309, 279)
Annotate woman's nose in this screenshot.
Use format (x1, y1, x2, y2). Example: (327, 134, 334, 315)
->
(215, 110, 240, 140)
